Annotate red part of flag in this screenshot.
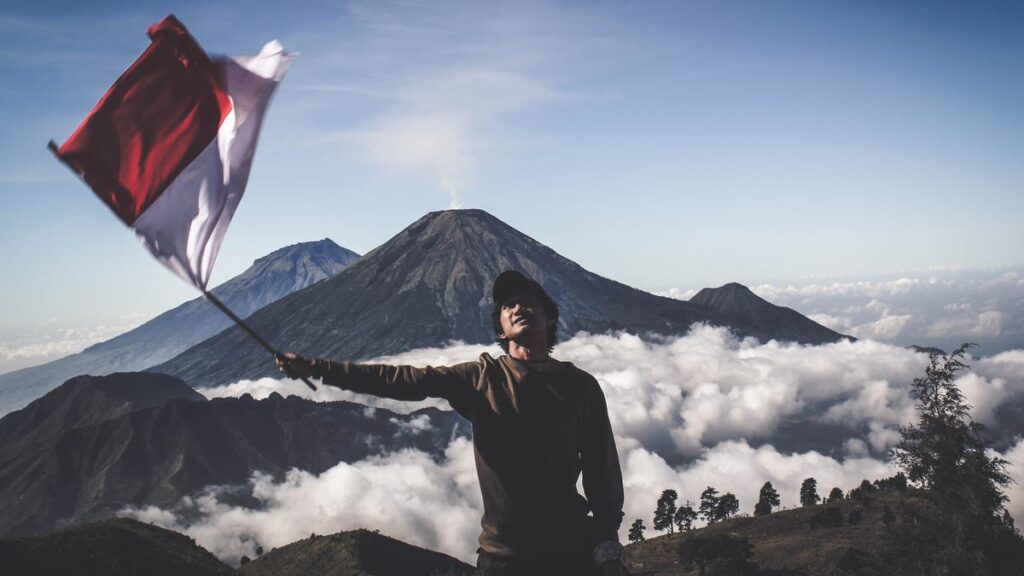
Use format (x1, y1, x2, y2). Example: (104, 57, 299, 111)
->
(54, 15, 231, 226)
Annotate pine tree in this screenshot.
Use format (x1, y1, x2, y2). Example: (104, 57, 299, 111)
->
(699, 487, 720, 524)
(889, 344, 1021, 575)
(628, 519, 646, 543)
(826, 487, 844, 503)
(717, 493, 740, 521)
(675, 503, 698, 532)
(799, 477, 820, 507)
(654, 489, 679, 534)
(754, 481, 781, 516)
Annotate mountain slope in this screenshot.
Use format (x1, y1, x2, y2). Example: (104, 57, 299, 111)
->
(0, 372, 204, 458)
(0, 373, 466, 537)
(0, 518, 237, 576)
(691, 282, 855, 345)
(625, 489, 911, 575)
(152, 209, 846, 388)
(0, 239, 359, 416)
(239, 529, 474, 576)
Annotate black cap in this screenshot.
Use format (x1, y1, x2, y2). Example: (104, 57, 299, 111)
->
(492, 270, 548, 304)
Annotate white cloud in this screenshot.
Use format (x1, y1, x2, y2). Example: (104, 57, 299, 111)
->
(654, 287, 699, 301)
(926, 310, 1005, 339)
(206, 327, 957, 458)
(619, 441, 896, 527)
(808, 313, 854, 333)
(849, 313, 913, 341)
(390, 414, 433, 435)
(558, 327, 929, 458)
(137, 329, 1024, 564)
(198, 340, 504, 414)
(124, 438, 483, 564)
(663, 267, 1024, 354)
(821, 379, 916, 429)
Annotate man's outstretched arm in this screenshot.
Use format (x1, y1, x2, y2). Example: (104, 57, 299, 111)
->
(275, 352, 480, 405)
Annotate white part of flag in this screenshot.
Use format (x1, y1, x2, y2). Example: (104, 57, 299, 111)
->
(132, 41, 293, 290)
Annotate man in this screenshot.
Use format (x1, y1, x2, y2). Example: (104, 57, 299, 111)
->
(276, 270, 626, 575)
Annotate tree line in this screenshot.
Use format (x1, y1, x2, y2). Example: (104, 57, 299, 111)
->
(627, 473, 906, 543)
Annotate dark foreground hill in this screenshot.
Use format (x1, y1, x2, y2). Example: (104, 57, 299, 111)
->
(0, 239, 359, 416)
(152, 209, 847, 388)
(0, 372, 467, 536)
(238, 529, 474, 576)
(0, 372, 204, 456)
(0, 518, 236, 576)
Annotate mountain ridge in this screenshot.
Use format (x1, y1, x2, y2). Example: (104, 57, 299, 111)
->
(0, 239, 359, 416)
(151, 209, 846, 388)
(0, 372, 467, 537)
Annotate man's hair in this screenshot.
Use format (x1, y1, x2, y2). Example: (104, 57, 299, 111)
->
(491, 291, 560, 354)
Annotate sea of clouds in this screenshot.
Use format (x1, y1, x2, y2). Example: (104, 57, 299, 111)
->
(661, 267, 1024, 355)
(124, 325, 1024, 564)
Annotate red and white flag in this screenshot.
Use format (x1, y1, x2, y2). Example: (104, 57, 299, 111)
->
(52, 15, 292, 290)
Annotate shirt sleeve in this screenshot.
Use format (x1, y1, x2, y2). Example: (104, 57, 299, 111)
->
(580, 375, 625, 545)
(313, 357, 481, 414)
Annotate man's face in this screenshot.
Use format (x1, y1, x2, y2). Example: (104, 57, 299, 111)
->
(498, 292, 551, 346)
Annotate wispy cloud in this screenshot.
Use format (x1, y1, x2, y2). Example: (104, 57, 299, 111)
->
(303, 0, 602, 208)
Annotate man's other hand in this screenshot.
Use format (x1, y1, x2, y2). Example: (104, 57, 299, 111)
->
(275, 352, 315, 379)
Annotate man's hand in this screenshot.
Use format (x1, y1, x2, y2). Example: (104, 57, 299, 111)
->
(275, 352, 315, 380)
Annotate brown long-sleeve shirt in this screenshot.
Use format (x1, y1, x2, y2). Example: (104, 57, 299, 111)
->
(314, 352, 624, 557)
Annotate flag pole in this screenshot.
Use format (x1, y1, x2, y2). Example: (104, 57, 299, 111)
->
(201, 290, 318, 391)
(52, 139, 315, 391)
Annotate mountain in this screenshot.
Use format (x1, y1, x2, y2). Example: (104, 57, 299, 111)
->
(238, 529, 474, 576)
(0, 372, 203, 457)
(0, 372, 467, 537)
(690, 282, 855, 345)
(0, 518, 236, 576)
(0, 239, 359, 416)
(151, 209, 847, 388)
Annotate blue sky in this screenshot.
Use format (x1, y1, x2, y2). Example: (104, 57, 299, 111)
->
(1, 1, 1022, 342)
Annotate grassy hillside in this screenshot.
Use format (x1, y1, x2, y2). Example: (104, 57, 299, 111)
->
(625, 488, 919, 575)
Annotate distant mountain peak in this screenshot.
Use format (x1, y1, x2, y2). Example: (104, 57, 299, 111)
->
(250, 238, 350, 267)
(690, 281, 850, 344)
(690, 282, 764, 311)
